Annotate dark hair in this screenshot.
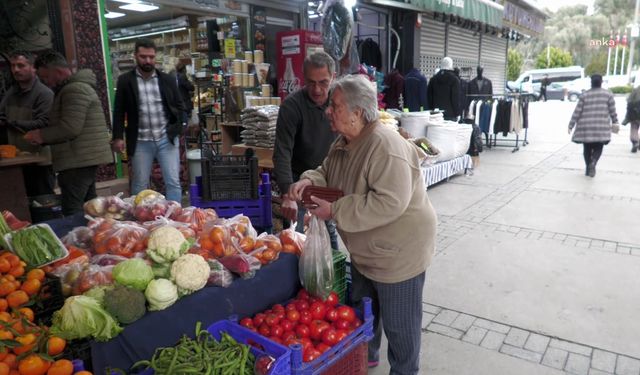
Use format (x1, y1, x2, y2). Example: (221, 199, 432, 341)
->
(175, 62, 186, 74)
(34, 50, 69, 69)
(135, 38, 157, 53)
(591, 74, 603, 88)
(8, 50, 35, 64)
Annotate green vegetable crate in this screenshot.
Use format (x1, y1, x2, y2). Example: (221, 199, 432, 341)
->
(332, 250, 348, 304)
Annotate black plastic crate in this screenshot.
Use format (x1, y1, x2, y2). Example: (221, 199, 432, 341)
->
(200, 145, 258, 201)
(33, 274, 64, 326)
(63, 338, 93, 372)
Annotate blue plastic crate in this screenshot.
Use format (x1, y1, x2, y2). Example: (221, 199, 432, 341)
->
(208, 319, 292, 375)
(190, 172, 273, 231)
(289, 297, 374, 375)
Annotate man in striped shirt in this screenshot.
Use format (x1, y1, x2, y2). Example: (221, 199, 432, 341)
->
(111, 39, 186, 202)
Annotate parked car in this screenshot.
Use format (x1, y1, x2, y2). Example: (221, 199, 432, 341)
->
(507, 66, 585, 94)
(542, 82, 582, 101)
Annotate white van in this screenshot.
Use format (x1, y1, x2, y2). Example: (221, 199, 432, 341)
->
(507, 66, 585, 95)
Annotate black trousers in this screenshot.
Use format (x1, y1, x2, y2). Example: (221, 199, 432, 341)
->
(57, 166, 98, 216)
(583, 142, 604, 168)
(23, 165, 55, 197)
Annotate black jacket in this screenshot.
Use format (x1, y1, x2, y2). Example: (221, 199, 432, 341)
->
(427, 69, 460, 118)
(467, 77, 493, 105)
(112, 69, 185, 157)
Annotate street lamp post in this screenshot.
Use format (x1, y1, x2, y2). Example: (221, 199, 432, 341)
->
(627, 0, 640, 84)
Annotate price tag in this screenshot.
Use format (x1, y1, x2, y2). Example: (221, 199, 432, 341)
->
(224, 39, 236, 58)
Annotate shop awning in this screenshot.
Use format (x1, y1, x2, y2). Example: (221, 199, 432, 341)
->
(368, 0, 503, 28)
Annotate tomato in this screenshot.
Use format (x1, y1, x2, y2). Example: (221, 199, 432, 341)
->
(265, 314, 281, 327)
(255, 356, 274, 375)
(295, 324, 310, 338)
(299, 310, 313, 325)
(280, 319, 295, 332)
(353, 318, 363, 328)
(316, 343, 332, 354)
(324, 291, 339, 307)
(253, 313, 266, 327)
(286, 310, 300, 322)
(297, 289, 310, 301)
(295, 300, 310, 311)
(299, 337, 313, 353)
(275, 310, 286, 321)
(268, 336, 283, 345)
(309, 320, 331, 341)
(324, 308, 338, 322)
(272, 304, 285, 313)
(333, 319, 351, 330)
(303, 348, 321, 363)
(239, 318, 254, 329)
(281, 331, 296, 342)
(258, 323, 271, 336)
(285, 303, 298, 312)
(321, 328, 339, 346)
(336, 306, 356, 323)
(335, 329, 349, 342)
(309, 302, 327, 321)
(270, 325, 284, 338)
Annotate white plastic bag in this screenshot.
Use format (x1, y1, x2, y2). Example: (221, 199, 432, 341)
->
(299, 215, 334, 299)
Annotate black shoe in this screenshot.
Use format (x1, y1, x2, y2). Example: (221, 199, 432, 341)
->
(632, 144, 638, 153)
(588, 162, 596, 177)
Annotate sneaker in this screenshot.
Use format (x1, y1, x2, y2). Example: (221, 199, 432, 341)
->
(368, 361, 379, 368)
(632, 144, 638, 153)
(588, 163, 596, 177)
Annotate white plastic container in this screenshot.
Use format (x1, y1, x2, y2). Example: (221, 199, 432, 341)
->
(187, 149, 202, 185)
(400, 112, 431, 138)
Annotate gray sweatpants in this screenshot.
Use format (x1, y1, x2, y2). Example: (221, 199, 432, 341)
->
(350, 264, 425, 375)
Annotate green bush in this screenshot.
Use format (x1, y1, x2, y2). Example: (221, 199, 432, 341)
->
(610, 85, 632, 94)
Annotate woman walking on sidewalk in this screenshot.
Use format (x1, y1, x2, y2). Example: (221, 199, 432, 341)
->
(568, 74, 619, 177)
(622, 85, 640, 152)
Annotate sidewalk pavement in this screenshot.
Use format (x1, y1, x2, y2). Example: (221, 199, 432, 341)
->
(370, 98, 640, 375)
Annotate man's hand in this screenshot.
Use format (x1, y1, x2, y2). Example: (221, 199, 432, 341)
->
(24, 129, 43, 145)
(281, 198, 298, 221)
(567, 127, 572, 135)
(288, 179, 313, 201)
(111, 139, 125, 153)
(308, 195, 332, 221)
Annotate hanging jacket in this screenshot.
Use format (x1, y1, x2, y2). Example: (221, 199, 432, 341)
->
(358, 38, 382, 70)
(427, 69, 460, 119)
(403, 69, 428, 112)
(382, 70, 404, 110)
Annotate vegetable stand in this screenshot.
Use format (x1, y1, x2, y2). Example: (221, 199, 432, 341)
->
(46, 210, 299, 373)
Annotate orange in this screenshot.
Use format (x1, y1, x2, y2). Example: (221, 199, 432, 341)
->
(3, 276, 14, 283)
(10, 321, 24, 336)
(209, 227, 225, 243)
(45, 359, 72, 375)
(20, 280, 40, 297)
(0, 362, 8, 375)
(25, 270, 45, 283)
(46, 337, 65, 357)
(0, 330, 14, 341)
(2, 255, 19, 269)
(18, 262, 25, 269)
(0, 299, 8, 312)
(17, 354, 49, 375)
(2, 353, 17, 369)
(6, 291, 28, 309)
(73, 372, 92, 375)
(239, 237, 255, 253)
(199, 238, 214, 252)
(0, 260, 10, 274)
(0, 312, 11, 322)
(0, 282, 16, 298)
(8, 267, 23, 278)
(0, 347, 8, 362)
(16, 308, 34, 323)
(13, 333, 36, 355)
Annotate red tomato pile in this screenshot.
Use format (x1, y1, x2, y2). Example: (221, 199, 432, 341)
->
(239, 289, 362, 363)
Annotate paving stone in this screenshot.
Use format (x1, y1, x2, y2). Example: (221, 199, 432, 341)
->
(591, 240, 604, 248)
(422, 303, 441, 315)
(461, 326, 487, 345)
(507, 226, 520, 234)
(576, 241, 591, 248)
(564, 239, 578, 246)
(592, 349, 617, 373)
(432, 309, 459, 326)
(615, 355, 640, 375)
(553, 233, 567, 241)
(500, 344, 543, 363)
(627, 247, 639, 255)
(450, 313, 475, 331)
(549, 339, 592, 356)
(524, 333, 550, 353)
(427, 323, 463, 339)
(542, 232, 555, 239)
(602, 241, 617, 250)
(473, 318, 510, 334)
(565, 353, 591, 375)
(589, 369, 613, 375)
(542, 347, 569, 370)
(422, 312, 436, 329)
(504, 327, 529, 347)
(480, 331, 506, 350)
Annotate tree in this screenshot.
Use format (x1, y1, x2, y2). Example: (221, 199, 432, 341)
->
(585, 51, 608, 76)
(507, 49, 524, 81)
(535, 46, 574, 68)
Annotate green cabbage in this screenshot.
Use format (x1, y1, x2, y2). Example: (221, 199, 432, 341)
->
(112, 258, 154, 291)
(145, 278, 179, 311)
(50, 295, 123, 342)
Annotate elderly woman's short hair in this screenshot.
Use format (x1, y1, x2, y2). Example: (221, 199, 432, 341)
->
(331, 74, 380, 124)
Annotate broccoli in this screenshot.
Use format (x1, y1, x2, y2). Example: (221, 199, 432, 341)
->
(103, 285, 147, 324)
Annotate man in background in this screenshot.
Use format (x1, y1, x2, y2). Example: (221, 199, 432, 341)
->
(111, 38, 186, 203)
(0, 50, 55, 197)
(540, 74, 550, 102)
(273, 51, 339, 249)
(24, 50, 113, 215)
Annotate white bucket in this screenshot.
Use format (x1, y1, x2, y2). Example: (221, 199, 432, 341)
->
(400, 112, 430, 138)
(186, 149, 202, 185)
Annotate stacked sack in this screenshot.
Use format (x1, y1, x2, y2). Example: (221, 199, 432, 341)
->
(240, 105, 279, 148)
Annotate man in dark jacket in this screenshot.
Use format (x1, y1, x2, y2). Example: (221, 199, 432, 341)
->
(111, 38, 186, 203)
(25, 50, 113, 215)
(427, 57, 460, 120)
(0, 50, 55, 196)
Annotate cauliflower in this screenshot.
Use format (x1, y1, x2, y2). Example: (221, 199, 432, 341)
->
(147, 226, 189, 264)
(103, 285, 147, 325)
(170, 254, 210, 296)
(145, 278, 179, 311)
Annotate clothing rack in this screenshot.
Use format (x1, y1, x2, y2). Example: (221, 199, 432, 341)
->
(465, 94, 529, 153)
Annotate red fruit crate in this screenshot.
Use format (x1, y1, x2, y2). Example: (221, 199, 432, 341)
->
(289, 297, 374, 375)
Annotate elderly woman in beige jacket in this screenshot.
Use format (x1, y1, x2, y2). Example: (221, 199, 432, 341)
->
(288, 74, 437, 375)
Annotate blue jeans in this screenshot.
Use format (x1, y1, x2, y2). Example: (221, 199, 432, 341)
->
(295, 205, 339, 250)
(131, 137, 182, 202)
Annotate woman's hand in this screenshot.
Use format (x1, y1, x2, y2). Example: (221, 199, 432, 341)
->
(307, 195, 332, 221)
(288, 179, 312, 201)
